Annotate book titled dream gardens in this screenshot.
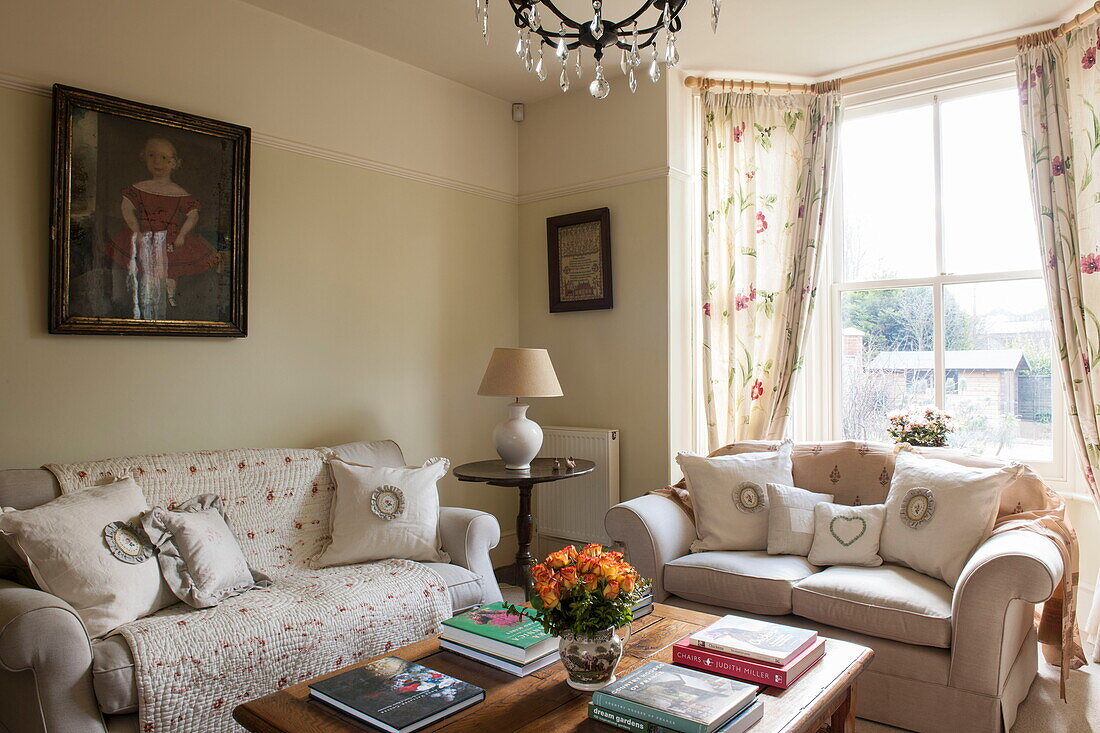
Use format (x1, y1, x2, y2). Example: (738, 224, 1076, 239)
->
(308, 657, 484, 733)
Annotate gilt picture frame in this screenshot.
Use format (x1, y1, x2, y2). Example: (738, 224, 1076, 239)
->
(49, 85, 250, 337)
(546, 207, 612, 313)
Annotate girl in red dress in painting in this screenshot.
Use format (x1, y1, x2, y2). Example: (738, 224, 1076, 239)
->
(104, 137, 218, 319)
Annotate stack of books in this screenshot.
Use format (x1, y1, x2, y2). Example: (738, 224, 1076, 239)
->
(588, 660, 763, 733)
(673, 615, 825, 689)
(439, 602, 559, 676)
(308, 657, 484, 732)
(632, 592, 654, 620)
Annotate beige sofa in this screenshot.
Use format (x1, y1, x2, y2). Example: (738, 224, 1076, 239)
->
(0, 440, 502, 733)
(605, 441, 1063, 733)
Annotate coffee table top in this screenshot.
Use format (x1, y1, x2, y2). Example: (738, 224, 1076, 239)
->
(233, 603, 873, 733)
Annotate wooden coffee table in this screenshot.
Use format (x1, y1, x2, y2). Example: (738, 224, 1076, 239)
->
(234, 603, 873, 733)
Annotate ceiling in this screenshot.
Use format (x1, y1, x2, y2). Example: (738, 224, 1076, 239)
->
(242, 0, 1086, 102)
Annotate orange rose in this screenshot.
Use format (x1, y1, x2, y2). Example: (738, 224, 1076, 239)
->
(531, 563, 553, 586)
(576, 554, 599, 574)
(538, 581, 561, 610)
(602, 550, 625, 563)
(621, 572, 637, 593)
(597, 558, 623, 578)
(558, 566, 579, 589)
(580, 543, 604, 557)
(546, 547, 575, 568)
(603, 580, 620, 600)
(580, 573, 599, 592)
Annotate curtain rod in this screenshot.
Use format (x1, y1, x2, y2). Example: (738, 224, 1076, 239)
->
(685, 1, 1100, 94)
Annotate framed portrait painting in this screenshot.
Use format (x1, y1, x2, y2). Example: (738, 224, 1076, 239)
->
(49, 85, 250, 336)
(546, 207, 612, 313)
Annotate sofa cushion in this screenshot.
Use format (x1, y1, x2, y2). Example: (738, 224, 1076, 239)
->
(89, 562, 483, 715)
(792, 564, 952, 648)
(423, 562, 484, 614)
(664, 551, 819, 615)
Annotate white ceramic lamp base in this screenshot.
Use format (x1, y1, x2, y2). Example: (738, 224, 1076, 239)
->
(492, 402, 543, 470)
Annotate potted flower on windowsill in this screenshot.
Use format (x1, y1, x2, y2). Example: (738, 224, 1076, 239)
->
(887, 406, 955, 447)
(509, 543, 646, 691)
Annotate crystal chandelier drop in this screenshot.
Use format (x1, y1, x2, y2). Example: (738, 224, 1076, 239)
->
(473, 1, 722, 100)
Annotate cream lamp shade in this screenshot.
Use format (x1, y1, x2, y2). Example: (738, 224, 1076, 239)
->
(477, 348, 563, 398)
(477, 348, 562, 470)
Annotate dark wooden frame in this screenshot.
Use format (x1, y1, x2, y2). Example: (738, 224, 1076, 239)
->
(546, 206, 612, 313)
(49, 84, 250, 337)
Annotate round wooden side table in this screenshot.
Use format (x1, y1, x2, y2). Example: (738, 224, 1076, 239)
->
(453, 457, 595, 600)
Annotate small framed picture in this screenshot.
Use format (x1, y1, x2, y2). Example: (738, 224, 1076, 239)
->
(546, 207, 612, 313)
(49, 85, 250, 336)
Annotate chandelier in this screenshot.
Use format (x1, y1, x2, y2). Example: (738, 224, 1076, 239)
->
(472, 1, 722, 99)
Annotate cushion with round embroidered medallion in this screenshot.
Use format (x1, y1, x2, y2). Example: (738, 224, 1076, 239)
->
(676, 440, 794, 552)
(807, 502, 886, 568)
(310, 456, 451, 568)
(881, 448, 1018, 586)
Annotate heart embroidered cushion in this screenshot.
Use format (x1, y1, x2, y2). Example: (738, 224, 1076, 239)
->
(310, 457, 451, 568)
(766, 483, 834, 557)
(677, 441, 794, 552)
(142, 494, 270, 609)
(880, 449, 1018, 586)
(807, 502, 886, 567)
(0, 477, 176, 638)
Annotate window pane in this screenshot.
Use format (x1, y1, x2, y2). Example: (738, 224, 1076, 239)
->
(943, 280, 1053, 462)
(941, 88, 1040, 274)
(841, 287, 935, 441)
(840, 105, 936, 282)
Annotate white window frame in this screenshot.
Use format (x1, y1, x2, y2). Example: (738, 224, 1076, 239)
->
(817, 73, 1066, 480)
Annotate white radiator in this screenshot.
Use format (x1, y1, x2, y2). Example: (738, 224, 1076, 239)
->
(535, 426, 620, 547)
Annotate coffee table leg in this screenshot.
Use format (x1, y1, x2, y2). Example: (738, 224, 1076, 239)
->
(516, 483, 534, 601)
(830, 683, 856, 733)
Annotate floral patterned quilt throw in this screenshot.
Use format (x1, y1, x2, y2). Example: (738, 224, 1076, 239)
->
(46, 448, 451, 733)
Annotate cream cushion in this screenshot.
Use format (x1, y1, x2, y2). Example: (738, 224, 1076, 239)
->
(663, 550, 818, 615)
(881, 449, 1017, 586)
(311, 457, 450, 568)
(679, 441, 794, 552)
(808, 502, 886, 568)
(792, 564, 953, 648)
(142, 494, 270, 609)
(766, 483, 833, 557)
(0, 477, 175, 638)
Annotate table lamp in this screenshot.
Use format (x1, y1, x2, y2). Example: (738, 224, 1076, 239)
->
(477, 347, 563, 470)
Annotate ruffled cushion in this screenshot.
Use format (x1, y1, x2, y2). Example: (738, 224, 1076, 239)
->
(142, 494, 269, 608)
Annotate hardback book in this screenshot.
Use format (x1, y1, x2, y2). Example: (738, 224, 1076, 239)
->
(673, 637, 825, 689)
(440, 602, 555, 664)
(307, 657, 484, 733)
(438, 638, 560, 677)
(632, 603, 655, 620)
(592, 660, 757, 733)
(588, 699, 764, 733)
(688, 615, 817, 666)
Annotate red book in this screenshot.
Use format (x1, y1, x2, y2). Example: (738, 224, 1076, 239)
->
(672, 637, 826, 689)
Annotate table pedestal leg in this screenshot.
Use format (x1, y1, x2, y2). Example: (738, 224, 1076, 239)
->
(515, 483, 534, 601)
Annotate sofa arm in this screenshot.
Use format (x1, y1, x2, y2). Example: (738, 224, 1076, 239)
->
(605, 496, 696, 602)
(0, 579, 105, 733)
(948, 529, 1062, 696)
(439, 507, 503, 605)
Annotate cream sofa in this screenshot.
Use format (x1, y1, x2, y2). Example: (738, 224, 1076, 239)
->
(0, 439, 502, 733)
(605, 441, 1063, 733)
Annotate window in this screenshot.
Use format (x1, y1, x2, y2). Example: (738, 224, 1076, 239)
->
(830, 77, 1057, 466)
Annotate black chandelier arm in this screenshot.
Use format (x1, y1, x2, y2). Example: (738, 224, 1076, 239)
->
(508, 0, 683, 44)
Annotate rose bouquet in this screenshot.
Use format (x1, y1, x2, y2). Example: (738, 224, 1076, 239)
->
(509, 543, 646, 637)
(886, 406, 955, 447)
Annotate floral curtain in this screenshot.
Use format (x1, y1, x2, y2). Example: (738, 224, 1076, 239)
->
(1018, 26, 1100, 662)
(699, 90, 841, 450)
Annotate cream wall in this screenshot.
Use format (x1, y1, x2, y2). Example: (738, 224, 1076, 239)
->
(518, 81, 679, 505)
(0, 0, 522, 565)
